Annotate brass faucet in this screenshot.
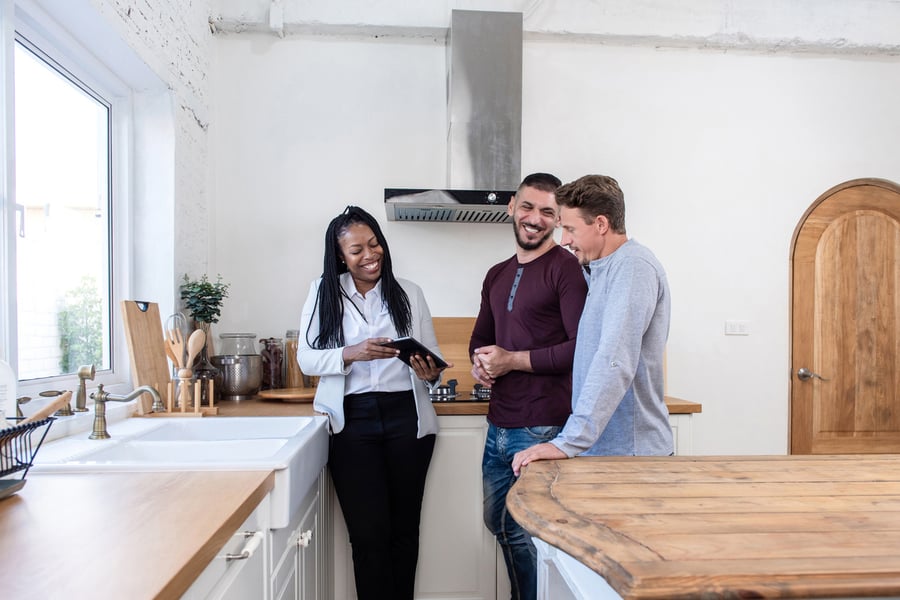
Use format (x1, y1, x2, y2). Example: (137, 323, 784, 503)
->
(14, 396, 30, 418)
(89, 384, 163, 440)
(74, 364, 95, 412)
(16, 390, 74, 418)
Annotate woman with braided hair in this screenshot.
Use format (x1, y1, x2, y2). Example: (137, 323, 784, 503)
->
(297, 205, 450, 599)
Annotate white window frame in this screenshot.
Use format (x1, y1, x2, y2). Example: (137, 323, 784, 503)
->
(1, 0, 133, 398)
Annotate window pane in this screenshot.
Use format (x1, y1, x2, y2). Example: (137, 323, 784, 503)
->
(14, 40, 111, 381)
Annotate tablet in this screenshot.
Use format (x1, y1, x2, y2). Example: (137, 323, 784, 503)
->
(380, 337, 448, 369)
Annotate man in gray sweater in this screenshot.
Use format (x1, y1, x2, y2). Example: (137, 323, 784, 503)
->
(512, 174, 673, 474)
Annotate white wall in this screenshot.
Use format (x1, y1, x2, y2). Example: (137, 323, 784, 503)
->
(59, 0, 900, 456)
(83, 0, 214, 306)
(210, 20, 900, 455)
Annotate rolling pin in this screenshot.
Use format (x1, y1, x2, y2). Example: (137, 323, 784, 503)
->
(19, 390, 73, 425)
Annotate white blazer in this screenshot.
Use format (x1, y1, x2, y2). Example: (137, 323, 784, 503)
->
(297, 275, 440, 438)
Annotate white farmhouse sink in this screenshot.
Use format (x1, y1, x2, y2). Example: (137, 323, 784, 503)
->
(74, 439, 289, 462)
(131, 417, 317, 441)
(32, 416, 329, 529)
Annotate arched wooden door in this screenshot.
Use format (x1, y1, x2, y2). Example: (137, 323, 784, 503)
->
(790, 178, 900, 454)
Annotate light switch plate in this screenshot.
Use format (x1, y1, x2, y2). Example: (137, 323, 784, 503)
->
(724, 320, 750, 335)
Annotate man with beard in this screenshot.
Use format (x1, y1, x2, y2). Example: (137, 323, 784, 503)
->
(511, 174, 673, 471)
(469, 172, 587, 600)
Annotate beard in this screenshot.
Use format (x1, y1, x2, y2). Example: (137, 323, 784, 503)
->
(513, 221, 553, 251)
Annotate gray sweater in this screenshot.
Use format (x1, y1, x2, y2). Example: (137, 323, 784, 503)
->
(552, 239, 674, 456)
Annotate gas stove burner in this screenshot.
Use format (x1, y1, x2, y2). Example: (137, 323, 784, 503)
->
(430, 393, 458, 402)
(472, 384, 491, 400)
(430, 379, 459, 402)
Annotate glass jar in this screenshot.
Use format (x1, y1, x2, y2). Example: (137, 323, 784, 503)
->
(259, 337, 283, 390)
(218, 333, 258, 355)
(284, 329, 318, 388)
(284, 330, 304, 388)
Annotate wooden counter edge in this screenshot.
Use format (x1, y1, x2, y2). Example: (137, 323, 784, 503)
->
(664, 395, 702, 414)
(158, 470, 276, 599)
(227, 396, 701, 417)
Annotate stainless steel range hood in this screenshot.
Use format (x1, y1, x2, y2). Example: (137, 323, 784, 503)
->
(385, 188, 514, 223)
(385, 10, 522, 223)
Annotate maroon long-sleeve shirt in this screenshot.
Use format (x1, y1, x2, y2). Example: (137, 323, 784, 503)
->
(469, 245, 587, 428)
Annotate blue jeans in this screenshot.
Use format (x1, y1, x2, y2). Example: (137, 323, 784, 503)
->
(483, 423, 561, 600)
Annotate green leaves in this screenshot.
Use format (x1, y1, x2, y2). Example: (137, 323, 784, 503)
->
(58, 275, 103, 373)
(180, 274, 230, 324)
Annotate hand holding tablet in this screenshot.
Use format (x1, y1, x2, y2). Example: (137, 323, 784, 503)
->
(379, 337, 449, 369)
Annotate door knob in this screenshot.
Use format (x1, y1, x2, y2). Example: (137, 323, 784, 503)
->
(797, 367, 829, 381)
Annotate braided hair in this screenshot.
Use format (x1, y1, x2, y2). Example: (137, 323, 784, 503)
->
(308, 205, 412, 349)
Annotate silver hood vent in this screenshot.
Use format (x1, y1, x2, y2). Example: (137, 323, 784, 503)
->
(385, 10, 522, 223)
(385, 188, 513, 223)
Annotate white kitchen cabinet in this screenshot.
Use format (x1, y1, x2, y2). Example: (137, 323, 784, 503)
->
(668, 413, 693, 455)
(271, 469, 326, 600)
(182, 495, 271, 600)
(297, 478, 322, 600)
(534, 538, 622, 600)
(417, 414, 499, 599)
(330, 414, 505, 600)
(327, 411, 696, 599)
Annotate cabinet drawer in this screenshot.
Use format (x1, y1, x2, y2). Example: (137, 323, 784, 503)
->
(182, 499, 270, 599)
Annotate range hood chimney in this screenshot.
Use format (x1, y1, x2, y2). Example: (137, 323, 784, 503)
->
(385, 10, 523, 223)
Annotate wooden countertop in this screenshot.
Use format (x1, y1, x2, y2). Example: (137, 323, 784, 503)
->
(0, 470, 273, 599)
(220, 394, 700, 417)
(507, 454, 900, 599)
(0, 393, 698, 599)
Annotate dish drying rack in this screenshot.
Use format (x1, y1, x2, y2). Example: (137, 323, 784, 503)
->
(0, 416, 55, 500)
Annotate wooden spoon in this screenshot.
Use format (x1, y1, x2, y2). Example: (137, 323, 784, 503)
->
(186, 328, 206, 368)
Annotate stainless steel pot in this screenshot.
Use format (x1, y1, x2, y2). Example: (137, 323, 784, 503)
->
(211, 354, 262, 400)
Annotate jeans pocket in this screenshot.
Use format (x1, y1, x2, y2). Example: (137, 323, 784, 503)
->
(523, 425, 561, 442)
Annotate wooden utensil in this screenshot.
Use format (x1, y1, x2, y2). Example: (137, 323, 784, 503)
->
(257, 388, 316, 402)
(20, 391, 73, 425)
(165, 327, 184, 369)
(186, 329, 206, 369)
(177, 368, 193, 411)
(164, 342, 179, 369)
(121, 301, 172, 414)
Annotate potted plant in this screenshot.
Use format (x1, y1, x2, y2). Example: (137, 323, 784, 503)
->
(180, 274, 230, 402)
(180, 274, 230, 327)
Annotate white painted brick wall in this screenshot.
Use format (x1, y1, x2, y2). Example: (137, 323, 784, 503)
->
(91, 0, 212, 275)
(97, 0, 209, 108)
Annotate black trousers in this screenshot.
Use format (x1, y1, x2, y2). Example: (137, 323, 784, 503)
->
(328, 390, 436, 600)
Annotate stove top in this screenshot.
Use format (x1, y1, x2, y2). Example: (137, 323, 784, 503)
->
(429, 387, 490, 403)
(428, 379, 490, 402)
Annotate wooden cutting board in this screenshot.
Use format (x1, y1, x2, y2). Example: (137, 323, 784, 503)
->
(121, 300, 171, 414)
(257, 388, 316, 403)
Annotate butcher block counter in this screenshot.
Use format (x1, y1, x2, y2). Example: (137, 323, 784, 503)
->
(507, 454, 900, 600)
(218, 394, 700, 418)
(0, 470, 273, 599)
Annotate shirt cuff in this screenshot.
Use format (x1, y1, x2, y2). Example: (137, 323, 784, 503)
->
(550, 438, 582, 459)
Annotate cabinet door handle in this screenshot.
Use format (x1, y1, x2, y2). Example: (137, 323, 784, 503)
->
(225, 531, 263, 561)
(298, 529, 313, 548)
